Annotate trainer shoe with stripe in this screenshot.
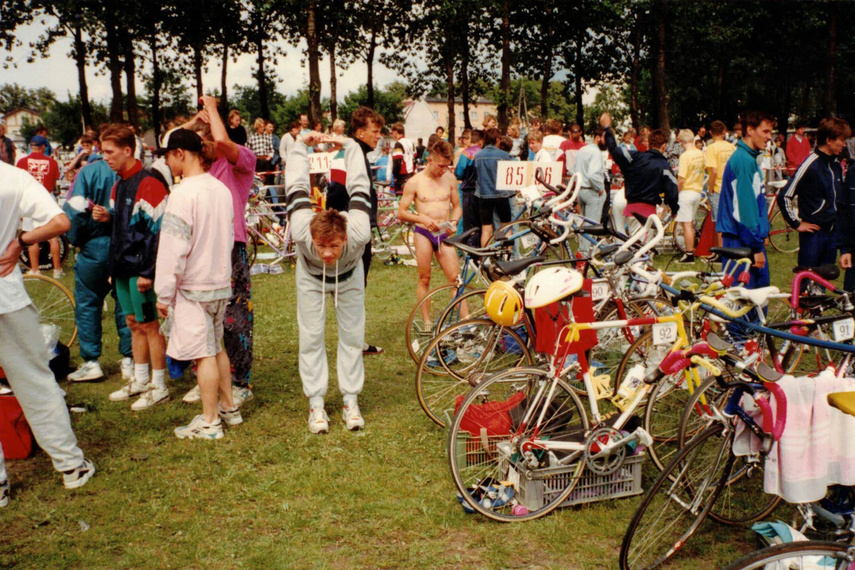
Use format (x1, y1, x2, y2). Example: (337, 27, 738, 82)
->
(342, 402, 365, 431)
(182, 385, 201, 403)
(131, 386, 169, 411)
(308, 408, 329, 434)
(109, 380, 149, 402)
(218, 404, 243, 426)
(232, 386, 253, 407)
(68, 361, 104, 382)
(174, 415, 224, 440)
(63, 459, 95, 489)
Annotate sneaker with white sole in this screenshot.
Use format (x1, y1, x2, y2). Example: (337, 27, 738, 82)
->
(53, 269, 65, 279)
(342, 403, 365, 431)
(109, 380, 149, 402)
(174, 415, 224, 440)
(120, 357, 134, 381)
(63, 459, 95, 489)
(308, 408, 329, 434)
(0, 480, 9, 507)
(218, 404, 243, 426)
(130, 386, 169, 411)
(182, 385, 201, 403)
(232, 386, 253, 407)
(67, 361, 104, 382)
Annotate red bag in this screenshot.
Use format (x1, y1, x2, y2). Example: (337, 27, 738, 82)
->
(454, 391, 526, 437)
(0, 395, 34, 459)
(533, 279, 598, 355)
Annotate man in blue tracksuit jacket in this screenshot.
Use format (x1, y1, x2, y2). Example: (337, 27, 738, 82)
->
(62, 157, 133, 382)
(716, 111, 774, 289)
(778, 117, 850, 270)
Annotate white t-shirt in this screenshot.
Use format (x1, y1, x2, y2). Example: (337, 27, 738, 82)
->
(542, 134, 566, 162)
(0, 162, 64, 314)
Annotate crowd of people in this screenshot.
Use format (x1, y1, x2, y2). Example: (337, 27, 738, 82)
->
(1, 94, 852, 508)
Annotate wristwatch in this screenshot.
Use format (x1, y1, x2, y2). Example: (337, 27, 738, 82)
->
(17, 231, 28, 249)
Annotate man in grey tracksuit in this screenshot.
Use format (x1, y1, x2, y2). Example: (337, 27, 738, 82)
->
(286, 130, 372, 434)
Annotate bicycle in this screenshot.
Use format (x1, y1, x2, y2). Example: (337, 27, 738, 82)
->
(22, 273, 77, 347)
(766, 179, 800, 254)
(723, 541, 855, 570)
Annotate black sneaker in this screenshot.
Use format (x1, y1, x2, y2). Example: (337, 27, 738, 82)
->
(363, 344, 384, 356)
(63, 459, 95, 489)
(678, 253, 695, 263)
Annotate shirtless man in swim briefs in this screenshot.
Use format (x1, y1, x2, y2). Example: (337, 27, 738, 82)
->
(397, 140, 464, 330)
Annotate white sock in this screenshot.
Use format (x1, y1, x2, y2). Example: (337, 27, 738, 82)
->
(309, 397, 324, 410)
(134, 363, 150, 385)
(151, 368, 166, 390)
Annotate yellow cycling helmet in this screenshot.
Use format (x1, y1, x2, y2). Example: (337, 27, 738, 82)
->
(484, 281, 525, 326)
(524, 267, 584, 308)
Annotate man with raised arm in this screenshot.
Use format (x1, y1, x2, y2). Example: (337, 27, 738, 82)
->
(397, 140, 463, 332)
(286, 111, 375, 434)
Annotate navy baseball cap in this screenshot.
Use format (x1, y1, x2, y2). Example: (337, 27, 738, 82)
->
(30, 135, 48, 146)
(155, 128, 203, 156)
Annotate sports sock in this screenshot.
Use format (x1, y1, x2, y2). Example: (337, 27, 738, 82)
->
(135, 363, 150, 385)
(152, 368, 166, 390)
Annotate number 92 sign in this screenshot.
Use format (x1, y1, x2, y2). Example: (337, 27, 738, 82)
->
(495, 161, 562, 191)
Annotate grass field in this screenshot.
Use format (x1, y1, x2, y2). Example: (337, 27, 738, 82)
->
(0, 247, 821, 569)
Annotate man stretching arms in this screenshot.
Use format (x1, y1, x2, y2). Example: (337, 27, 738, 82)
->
(93, 124, 169, 411)
(397, 141, 462, 331)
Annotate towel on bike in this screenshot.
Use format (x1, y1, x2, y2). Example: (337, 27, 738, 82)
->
(755, 369, 855, 503)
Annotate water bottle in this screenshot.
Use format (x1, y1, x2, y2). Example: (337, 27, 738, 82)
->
(614, 364, 646, 410)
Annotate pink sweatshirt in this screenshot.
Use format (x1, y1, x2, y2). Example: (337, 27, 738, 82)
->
(155, 172, 234, 306)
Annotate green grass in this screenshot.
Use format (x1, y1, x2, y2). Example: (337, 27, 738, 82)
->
(0, 250, 823, 569)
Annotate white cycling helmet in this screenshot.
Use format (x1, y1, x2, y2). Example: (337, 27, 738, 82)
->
(524, 267, 584, 308)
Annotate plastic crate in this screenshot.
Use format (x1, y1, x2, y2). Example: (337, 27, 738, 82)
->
(454, 432, 644, 510)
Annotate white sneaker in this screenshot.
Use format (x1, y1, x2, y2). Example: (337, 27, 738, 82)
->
(342, 402, 365, 431)
(120, 357, 134, 381)
(232, 386, 253, 407)
(174, 415, 224, 440)
(308, 408, 329, 434)
(53, 269, 65, 279)
(109, 380, 149, 402)
(218, 404, 243, 426)
(62, 459, 95, 489)
(182, 385, 201, 403)
(0, 479, 9, 507)
(131, 386, 170, 411)
(67, 361, 104, 382)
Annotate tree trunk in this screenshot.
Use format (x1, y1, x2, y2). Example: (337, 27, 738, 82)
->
(540, 16, 554, 121)
(329, 43, 338, 123)
(72, 24, 93, 130)
(121, 35, 139, 129)
(105, 23, 124, 122)
(445, 55, 456, 143)
(653, 0, 670, 131)
(714, 62, 724, 117)
(255, 33, 270, 120)
(574, 45, 584, 128)
(150, 32, 162, 147)
(193, 45, 203, 102)
(461, 38, 472, 130)
(220, 43, 229, 113)
(366, 25, 377, 109)
(306, 1, 321, 125)
(630, 11, 641, 131)
(824, 0, 838, 115)
(497, 0, 511, 132)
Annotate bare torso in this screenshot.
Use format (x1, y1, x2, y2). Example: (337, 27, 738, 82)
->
(410, 169, 456, 227)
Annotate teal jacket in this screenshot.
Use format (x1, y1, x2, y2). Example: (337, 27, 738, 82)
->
(63, 158, 118, 246)
(715, 140, 769, 252)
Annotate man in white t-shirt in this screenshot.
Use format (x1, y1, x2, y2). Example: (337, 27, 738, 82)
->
(541, 118, 567, 162)
(0, 162, 96, 506)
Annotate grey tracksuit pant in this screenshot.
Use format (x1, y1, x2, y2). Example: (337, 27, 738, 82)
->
(296, 258, 365, 409)
(0, 305, 85, 482)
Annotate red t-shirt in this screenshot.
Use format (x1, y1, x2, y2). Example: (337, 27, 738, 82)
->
(17, 153, 60, 191)
(558, 139, 587, 176)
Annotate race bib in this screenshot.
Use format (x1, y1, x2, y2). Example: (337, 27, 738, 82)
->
(309, 152, 335, 174)
(652, 321, 678, 346)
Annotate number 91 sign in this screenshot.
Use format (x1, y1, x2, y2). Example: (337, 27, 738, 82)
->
(495, 161, 562, 191)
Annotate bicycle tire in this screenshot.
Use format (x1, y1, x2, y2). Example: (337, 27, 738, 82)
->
(721, 541, 853, 570)
(677, 377, 782, 525)
(671, 206, 707, 255)
(415, 319, 533, 427)
(489, 219, 568, 261)
(768, 208, 799, 254)
(405, 283, 459, 364)
(18, 234, 70, 271)
(436, 288, 487, 331)
(22, 273, 77, 347)
(447, 367, 589, 521)
(620, 422, 735, 570)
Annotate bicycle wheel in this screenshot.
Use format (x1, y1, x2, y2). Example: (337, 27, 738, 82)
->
(436, 288, 487, 331)
(372, 229, 392, 260)
(415, 319, 533, 427)
(489, 220, 567, 261)
(678, 377, 782, 525)
(722, 541, 853, 570)
(768, 208, 799, 254)
(405, 283, 459, 364)
(18, 235, 70, 271)
(447, 367, 589, 521)
(585, 300, 648, 397)
(620, 423, 735, 570)
(671, 207, 707, 255)
(23, 273, 77, 347)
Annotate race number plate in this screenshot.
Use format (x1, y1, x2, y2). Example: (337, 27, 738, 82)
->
(833, 317, 855, 342)
(308, 152, 334, 174)
(652, 321, 678, 346)
(591, 279, 609, 302)
(495, 161, 563, 190)
(520, 233, 538, 249)
(531, 162, 562, 188)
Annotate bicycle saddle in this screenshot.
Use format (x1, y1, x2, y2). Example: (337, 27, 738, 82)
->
(727, 286, 781, 307)
(705, 332, 732, 354)
(445, 227, 479, 246)
(613, 250, 634, 266)
(793, 264, 840, 281)
(597, 243, 621, 256)
(578, 224, 610, 236)
(710, 246, 753, 260)
(828, 391, 855, 418)
(493, 255, 546, 277)
(755, 361, 783, 383)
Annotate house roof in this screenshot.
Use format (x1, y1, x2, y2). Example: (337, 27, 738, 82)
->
(2, 108, 42, 118)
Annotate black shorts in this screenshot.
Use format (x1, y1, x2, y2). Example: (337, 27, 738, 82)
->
(478, 197, 512, 227)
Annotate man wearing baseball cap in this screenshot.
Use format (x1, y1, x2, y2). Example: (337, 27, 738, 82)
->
(17, 135, 63, 277)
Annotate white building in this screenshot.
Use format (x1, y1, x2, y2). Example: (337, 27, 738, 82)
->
(2, 108, 43, 150)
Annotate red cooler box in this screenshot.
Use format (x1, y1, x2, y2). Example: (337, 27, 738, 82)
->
(0, 394, 34, 459)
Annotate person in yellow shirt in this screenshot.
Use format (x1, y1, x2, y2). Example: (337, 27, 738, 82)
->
(704, 120, 736, 251)
(676, 129, 706, 263)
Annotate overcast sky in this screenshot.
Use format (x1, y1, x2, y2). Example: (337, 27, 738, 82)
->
(4, 16, 402, 104)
